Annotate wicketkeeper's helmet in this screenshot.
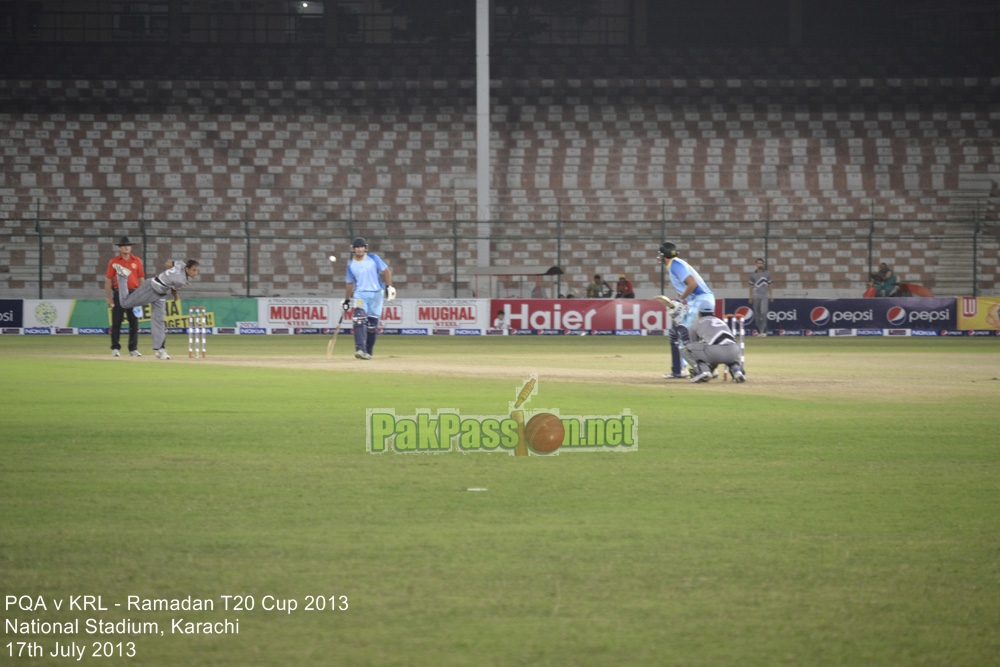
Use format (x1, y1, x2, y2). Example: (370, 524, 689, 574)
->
(658, 242, 679, 259)
(352, 237, 368, 248)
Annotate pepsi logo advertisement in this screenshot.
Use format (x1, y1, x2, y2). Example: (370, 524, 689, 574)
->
(730, 298, 956, 332)
(0, 300, 23, 327)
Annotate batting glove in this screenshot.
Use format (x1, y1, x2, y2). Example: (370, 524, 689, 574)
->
(386, 286, 397, 300)
(652, 295, 674, 310)
(341, 298, 351, 312)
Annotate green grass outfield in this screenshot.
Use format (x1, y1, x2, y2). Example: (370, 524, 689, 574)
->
(2, 334, 999, 666)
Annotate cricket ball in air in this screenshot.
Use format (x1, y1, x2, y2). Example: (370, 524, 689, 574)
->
(329, 255, 337, 262)
(525, 413, 564, 454)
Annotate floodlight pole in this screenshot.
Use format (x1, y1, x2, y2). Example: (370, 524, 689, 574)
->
(476, 0, 491, 268)
(35, 198, 42, 298)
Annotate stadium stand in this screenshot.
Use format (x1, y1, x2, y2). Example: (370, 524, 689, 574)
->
(1, 44, 997, 298)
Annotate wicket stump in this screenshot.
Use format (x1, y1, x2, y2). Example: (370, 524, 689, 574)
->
(722, 314, 745, 381)
(188, 306, 208, 358)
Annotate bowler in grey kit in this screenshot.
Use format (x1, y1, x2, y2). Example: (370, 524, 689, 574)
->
(114, 259, 200, 359)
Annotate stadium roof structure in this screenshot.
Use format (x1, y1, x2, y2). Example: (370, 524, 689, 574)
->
(465, 265, 565, 298)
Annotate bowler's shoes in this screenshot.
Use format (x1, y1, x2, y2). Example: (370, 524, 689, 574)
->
(114, 264, 131, 277)
(155, 348, 170, 360)
(662, 373, 687, 379)
(129, 350, 142, 357)
(111, 349, 120, 357)
(733, 370, 747, 383)
(355, 349, 371, 360)
(690, 371, 711, 383)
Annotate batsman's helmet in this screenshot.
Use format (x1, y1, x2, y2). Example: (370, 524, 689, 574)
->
(352, 237, 368, 248)
(658, 242, 679, 259)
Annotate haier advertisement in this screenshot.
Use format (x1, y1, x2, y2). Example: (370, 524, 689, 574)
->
(728, 298, 957, 332)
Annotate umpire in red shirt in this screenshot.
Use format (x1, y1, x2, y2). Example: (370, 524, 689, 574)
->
(104, 236, 145, 357)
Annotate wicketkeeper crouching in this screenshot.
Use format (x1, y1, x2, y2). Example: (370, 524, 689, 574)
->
(680, 303, 746, 384)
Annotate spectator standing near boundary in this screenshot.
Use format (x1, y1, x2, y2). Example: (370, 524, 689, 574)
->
(113, 259, 201, 360)
(104, 236, 145, 357)
(748, 257, 773, 336)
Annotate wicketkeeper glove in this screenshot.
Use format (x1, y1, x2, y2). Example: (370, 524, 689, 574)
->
(386, 286, 397, 300)
(342, 298, 351, 312)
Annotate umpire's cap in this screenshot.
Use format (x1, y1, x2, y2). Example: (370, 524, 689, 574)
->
(658, 242, 679, 259)
(116, 236, 133, 246)
(352, 237, 368, 248)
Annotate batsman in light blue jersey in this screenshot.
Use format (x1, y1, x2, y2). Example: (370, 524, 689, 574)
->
(343, 237, 395, 360)
(658, 241, 715, 378)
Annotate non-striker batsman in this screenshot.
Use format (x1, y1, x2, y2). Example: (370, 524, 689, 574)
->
(343, 237, 395, 360)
